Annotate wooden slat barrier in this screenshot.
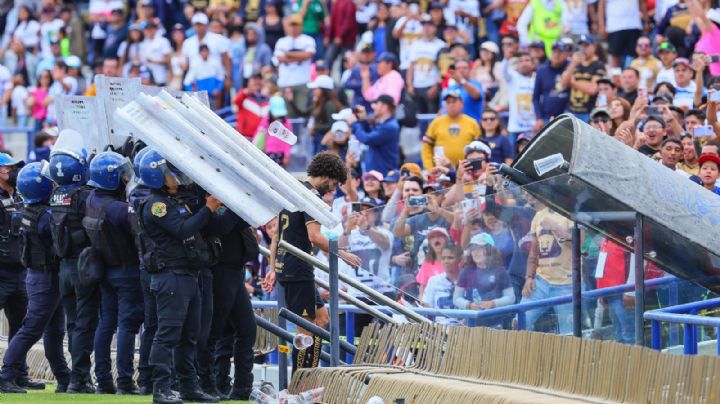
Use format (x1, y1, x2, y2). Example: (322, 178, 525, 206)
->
(291, 323, 720, 403)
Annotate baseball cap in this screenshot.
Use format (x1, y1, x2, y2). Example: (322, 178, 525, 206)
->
(360, 42, 375, 52)
(429, 1, 443, 9)
(658, 42, 677, 53)
(362, 170, 384, 183)
(331, 108, 354, 121)
(129, 22, 143, 31)
(590, 108, 610, 120)
(358, 196, 379, 208)
(140, 0, 154, 6)
(420, 14, 433, 24)
(426, 227, 450, 239)
(480, 41, 499, 55)
(469, 232, 495, 247)
(516, 132, 533, 143)
(400, 163, 422, 177)
(384, 170, 400, 182)
(699, 153, 720, 168)
(307, 75, 334, 90)
(269, 96, 288, 117)
(653, 93, 674, 105)
(288, 14, 303, 25)
(314, 59, 329, 71)
(673, 58, 691, 68)
(552, 40, 573, 52)
(464, 140, 492, 157)
(577, 34, 596, 45)
(64, 55, 81, 69)
(377, 52, 398, 66)
(143, 20, 158, 29)
(373, 94, 395, 108)
(707, 8, 720, 25)
(331, 120, 349, 133)
(191, 13, 209, 25)
(172, 23, 185, 32)
(529, 41, 545, 49)
(444, 88, 462, 100)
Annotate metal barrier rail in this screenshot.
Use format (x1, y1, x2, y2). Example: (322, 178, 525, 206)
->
(252, 275, 678, 326)
(645, 297, 720, 355)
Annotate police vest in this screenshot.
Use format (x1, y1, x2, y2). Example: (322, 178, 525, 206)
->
(49, 186, 90, 259)
(20, 205, 55, 270)
(82, 193, 139, 269)
(0, 193, 24, 265)
(139, 196, 215, 273)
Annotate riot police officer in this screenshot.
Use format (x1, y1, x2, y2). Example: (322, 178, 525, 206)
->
(83, 151, 144, 394)
(46, 131, 98, 393)
(0, 162, 71, 393)
(136, 150, 222, 404)
(200, 214, 258, 400)
(129, 147, 156, 395)
(0, 153, 44, 391)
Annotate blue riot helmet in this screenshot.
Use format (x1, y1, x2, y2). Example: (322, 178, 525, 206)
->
(17, 162, 54, 205)
(136, 149, 192, 189)
(132, 147, 153, 178)
(48, 129, 88, 187)
(87, 151, 134, 191)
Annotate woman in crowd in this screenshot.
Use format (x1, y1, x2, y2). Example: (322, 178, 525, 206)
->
(422, 244, 464, 320)
(308, 76, 343, 154)
(416, 227, 451, 300)
(471, 41, 502, 101)
(118, 24, 143, 77)
(168, 24, 188, 91)
(479, 108, 513, 164)
(453, 233, 514, 326)
(26, 69, 52, 132)
(260, 0, 284, 51)
(608, 97, 632, 136)
(360, 170, 386, 204)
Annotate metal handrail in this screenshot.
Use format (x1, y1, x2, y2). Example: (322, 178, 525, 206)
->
(644, 297, 720, 355)
(277, 240, 431, 323)
(259, 245, 394, 323)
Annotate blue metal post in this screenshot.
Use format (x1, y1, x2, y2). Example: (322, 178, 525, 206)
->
(683, 323, 693, 355)
(345, 312, 355, 363)
(572, 223, 582, 338)
(669, 282, 680, 346)
(328, 239, 340, 366)
(517, 311, 526, 330)
(651, 320, 661, 350)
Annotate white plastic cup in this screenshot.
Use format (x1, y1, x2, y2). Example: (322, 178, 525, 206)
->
(297, 387, 325, 403)
(249, 388, 274, 404)
(268, 121, 298, 145)
(293, 334, 314, 350)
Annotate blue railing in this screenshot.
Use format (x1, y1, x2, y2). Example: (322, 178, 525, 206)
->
(254, 275, 681, 362)
(645, 297, 720, 355)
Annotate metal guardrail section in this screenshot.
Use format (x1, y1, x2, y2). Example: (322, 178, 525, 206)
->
(645, 297, 720, 355)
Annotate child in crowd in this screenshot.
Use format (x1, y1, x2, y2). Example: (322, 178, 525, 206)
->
(256, 95, 292, 167)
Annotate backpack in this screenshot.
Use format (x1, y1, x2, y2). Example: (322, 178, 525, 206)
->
(395, 89, 418, 128)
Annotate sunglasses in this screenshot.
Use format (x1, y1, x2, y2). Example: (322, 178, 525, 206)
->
(482, 116, 498, 122)
(591, 117, 610, 124)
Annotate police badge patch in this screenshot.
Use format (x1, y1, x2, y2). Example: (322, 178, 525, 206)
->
(151, 202, 167, 218)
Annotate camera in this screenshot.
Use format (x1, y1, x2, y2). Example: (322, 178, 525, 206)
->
(351, 202, 362, 212)
(401, 168, 410, 178)
(468, 158, 484, 171)
(407, 195, 428, 208)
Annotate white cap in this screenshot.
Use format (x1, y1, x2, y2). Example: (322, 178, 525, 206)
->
(331, 120, 350, 133)
(331, 108, 354, 121)
(464, 140, 492, 158)
(64, 55, 81, 69)
(708, 8, 720, 25)
(191, 13, 209, 25)
(480, 41, 500, 55)
(307, 75, 334, 90)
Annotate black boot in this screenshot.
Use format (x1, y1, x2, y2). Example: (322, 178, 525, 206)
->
(228, 386, 251, 401)
(138, 384, 153, 395)
(153, 387, 184, 404)
(16, 376, 45, 390)
(96, 381, 117, 394)
(55, 382, 69, 393)
(117, 381, 141, 395)
(67, 381, 96, 394)
(180, 388, 219, 403)
(0, 378, 26, 393)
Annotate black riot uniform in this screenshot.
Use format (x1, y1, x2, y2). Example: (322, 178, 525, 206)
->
(0, 203, 71, 392)
(139, 188, 220, 403)
(0, 190, 30, 381)
(49, 185, 99, 392)
(198, 210, 258, 400)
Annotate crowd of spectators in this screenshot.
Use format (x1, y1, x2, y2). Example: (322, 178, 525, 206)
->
(1, 0, 720, 341)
